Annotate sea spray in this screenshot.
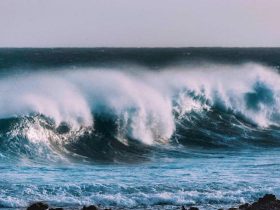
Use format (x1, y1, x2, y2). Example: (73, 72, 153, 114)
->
(0, 63, 279, 162)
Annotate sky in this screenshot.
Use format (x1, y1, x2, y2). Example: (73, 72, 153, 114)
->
(0, 0, 280, 47)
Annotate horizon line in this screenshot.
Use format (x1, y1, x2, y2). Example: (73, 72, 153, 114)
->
(1, 46, 280, 49)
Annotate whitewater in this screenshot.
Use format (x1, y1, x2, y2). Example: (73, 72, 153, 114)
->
(1, 48, 280, 209)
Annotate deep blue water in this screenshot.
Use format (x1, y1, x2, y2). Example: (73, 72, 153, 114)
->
(0, 48, 280, 209)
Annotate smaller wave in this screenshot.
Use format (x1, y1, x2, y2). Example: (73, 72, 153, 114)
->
(0, 181, 271, 209)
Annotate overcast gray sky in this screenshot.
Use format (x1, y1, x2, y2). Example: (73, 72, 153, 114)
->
(0, 0, 280, 47)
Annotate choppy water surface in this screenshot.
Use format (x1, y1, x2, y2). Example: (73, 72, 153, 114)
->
(1, 149, 280, 210)
(0, 48, 280, 209)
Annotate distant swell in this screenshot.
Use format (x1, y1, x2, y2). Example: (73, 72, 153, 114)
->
(1, 63, 280, 162)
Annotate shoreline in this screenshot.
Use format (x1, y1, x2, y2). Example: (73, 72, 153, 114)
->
(24, 194, 280, 210)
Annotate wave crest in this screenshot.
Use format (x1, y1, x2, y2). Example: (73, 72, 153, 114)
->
(1, 63, 280, 161)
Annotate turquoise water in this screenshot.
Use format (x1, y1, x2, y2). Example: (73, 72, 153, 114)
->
(1, 149, 280, 209)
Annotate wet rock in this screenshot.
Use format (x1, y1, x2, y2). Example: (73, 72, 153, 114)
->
(189, 207, 199, 210)
(249, 194, 280, 210)
(257, 193, 276, 203)
(49, 208, 64, 210)
(228, 194, 280, 210)
(238, 203, 249, 209)
(82, 205, 99, 210)
(27, 202, 48, 210)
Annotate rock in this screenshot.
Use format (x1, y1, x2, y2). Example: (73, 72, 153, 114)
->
(82, 205, 99, 210)
(49, 208, 64, 210)
(27, 202, 48, 210)
(238, 203, 249, 209)
(249, 194, 280, 210)
(257, 193, 276, 203)
(181, 206, 187, 210)
(189, 207, 199, 210)
(250, 194, 280, 210)
(228, 194, 280, 210)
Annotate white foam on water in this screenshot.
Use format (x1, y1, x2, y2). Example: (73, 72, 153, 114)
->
(0, 63, 280, 146)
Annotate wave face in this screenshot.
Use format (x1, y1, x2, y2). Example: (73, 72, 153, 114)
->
(0, 63, 280, 162)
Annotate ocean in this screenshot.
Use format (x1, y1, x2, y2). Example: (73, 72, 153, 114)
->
(0, 48, 280, 209)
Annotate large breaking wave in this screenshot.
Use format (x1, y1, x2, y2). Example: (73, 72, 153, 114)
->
(1, 63, 280, 162)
